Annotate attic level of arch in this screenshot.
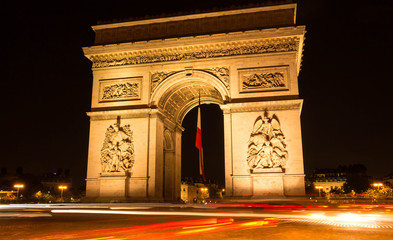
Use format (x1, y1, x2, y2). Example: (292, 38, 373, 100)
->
(92, 5, 296, 45)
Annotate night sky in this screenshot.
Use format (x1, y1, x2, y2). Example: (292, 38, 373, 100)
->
(2, 0, 393, 188)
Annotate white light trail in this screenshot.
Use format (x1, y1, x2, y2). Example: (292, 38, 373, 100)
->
(51, 209, 299, 219)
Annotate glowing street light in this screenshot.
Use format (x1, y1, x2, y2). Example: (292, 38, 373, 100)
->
(58, 185, 68, 201)
(13, 184, 24, 199)
(372, 183, 383, 190)
(315, 186, 323, 197)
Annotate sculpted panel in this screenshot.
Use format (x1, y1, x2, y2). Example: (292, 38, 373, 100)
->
(247, 112, 288, 172)
(101, 122, 135, 173)
(242, 72, 285, 89)
(99, 78, 141, 102)
(239, 66, 289, 93)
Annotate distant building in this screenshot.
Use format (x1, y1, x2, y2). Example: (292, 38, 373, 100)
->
(383, 174, 393, 187)
(180, 182, 198, 203)
(41, 172, 72, 192)
(307, 168, 347, 193)
(180, 178, 225, 203)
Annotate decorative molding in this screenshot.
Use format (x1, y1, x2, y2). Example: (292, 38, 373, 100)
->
(158, 84, 223, 124)
(87, 37, 299, 68)
(151, 71, 178, 92)
(99, 77, 141, 102)
(151, 67, 229, 93)
(224, 99, 303, 113)
(202, 67, 230, 90)
(163, 128, 174, 151)
(87, 109, 153, 120)
(101, 121, 135, 173)
(239, 66, 289, 93)
(247, 111, 288, 172)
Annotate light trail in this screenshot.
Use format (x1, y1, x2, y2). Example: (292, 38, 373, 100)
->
(50, 209, 302, 219)
(50, 209, 393, 229)
(27, 218, 277, 240)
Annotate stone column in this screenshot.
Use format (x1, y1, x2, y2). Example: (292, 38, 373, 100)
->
(163, 128, 175, 200)
(173, 128, 183, 200)
(147, 110, 165, 201)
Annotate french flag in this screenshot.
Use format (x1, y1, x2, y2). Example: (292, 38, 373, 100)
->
(195, 107, 206, 182)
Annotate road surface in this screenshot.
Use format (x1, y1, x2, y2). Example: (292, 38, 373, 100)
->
(1, 202, 393, 239)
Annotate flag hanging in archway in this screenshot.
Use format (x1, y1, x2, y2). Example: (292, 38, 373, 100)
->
(195, 107, 206, 182)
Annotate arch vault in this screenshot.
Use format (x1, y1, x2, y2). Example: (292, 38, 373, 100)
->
(83, 3, 306, 201)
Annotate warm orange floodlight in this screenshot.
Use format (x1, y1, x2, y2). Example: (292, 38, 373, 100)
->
(315, 186, 323, 197)
(13, 184, 24, 198)
(58, 185, 68, 200)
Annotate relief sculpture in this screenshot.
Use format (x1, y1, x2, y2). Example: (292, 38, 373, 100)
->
(151, 67, 229, 93)
(102, 82, 140, 100)
(247, 112, 288, 172)
(89, 38, 298, 68)
(101, 122, 135, 173)
(242, 72, 285, 90)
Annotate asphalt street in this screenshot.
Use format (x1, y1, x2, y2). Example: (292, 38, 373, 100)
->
(1, 203, 393, 240)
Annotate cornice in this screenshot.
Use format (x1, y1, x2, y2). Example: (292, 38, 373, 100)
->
(83, 26, 305, 55)
(87, 108, 183, 130)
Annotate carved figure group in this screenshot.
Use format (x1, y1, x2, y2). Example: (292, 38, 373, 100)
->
(101, 123, 135, 172)
(242, 72, 285, 89)
(247, 112, 288, 171)
(102, 82, 139, 100)
(90, 38, 298, 68)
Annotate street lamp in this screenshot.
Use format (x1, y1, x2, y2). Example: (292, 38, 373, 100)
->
(13, 184, 24, 199)
(372, 183, 383, 190)
(315, 186, 323, 197)
(58, 185, 67, 201)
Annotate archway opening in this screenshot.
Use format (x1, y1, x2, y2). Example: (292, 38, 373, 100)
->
(181, 103, 225, 187)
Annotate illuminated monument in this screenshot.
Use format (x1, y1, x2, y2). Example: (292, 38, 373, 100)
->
(83, 3, 306, 201)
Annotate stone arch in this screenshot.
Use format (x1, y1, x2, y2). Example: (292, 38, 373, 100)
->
(84, 5, 306, 202)
(150, 69, 230, 124)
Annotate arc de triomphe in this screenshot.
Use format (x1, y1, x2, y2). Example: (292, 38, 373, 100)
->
(83, 3, 306, 201)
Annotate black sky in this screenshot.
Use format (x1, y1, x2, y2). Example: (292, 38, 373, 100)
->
(2, 0, 393, 188)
